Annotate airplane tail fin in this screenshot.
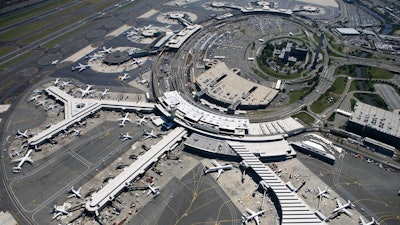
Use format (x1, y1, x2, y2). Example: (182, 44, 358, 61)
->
(12, 166, 21, 172)
(203, 166, 209, 174)
(71, 66, 75, 71)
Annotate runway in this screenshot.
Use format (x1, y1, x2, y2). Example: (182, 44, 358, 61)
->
(129, 164, 242, 225)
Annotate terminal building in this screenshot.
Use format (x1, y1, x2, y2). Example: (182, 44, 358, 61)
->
(347, 101, 400, 151)
(195, 61, 279, 111)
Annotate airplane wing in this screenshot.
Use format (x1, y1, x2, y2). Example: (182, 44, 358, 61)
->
(254, 215, 260, 225)
(360, 216, 366, 225)
(11, 157, 23, 163)
(26, 158, 33, 164)
(342, 208, 353, 216)
(336, 199, 342, 207)
(212, 159, 221, 167)
(217, 169, 223, 179)
(246, 208, 256, 215)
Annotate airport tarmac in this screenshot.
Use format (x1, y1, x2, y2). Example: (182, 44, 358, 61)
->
(293, 150, 400, 225)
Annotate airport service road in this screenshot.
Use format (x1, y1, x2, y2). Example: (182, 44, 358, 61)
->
(297, 152, 400, 225)
(129, 164, 242, 225)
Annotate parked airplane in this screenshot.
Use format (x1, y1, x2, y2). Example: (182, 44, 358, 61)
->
(132, 58, 143, 67)
(144, 24, 152, 30)
(333, 199, 354, 216)
(79, 84, 94, 98)
(99, 46, 112, 54)
(36, 100, 48, 107)
(72, 129, 81, 137)
(317, 187, 329, 203)
(126, 30, 137, 37)
(60, 81, 71, 89)
(27, 94, 41, 102)
(31, 89, 42, 94)
(132, 26, 140, 32)
(52, 203, 69, 220)
(143, 129, 158, 139)
(165, 24, 171, 29)
(16, 130, 30, 139)
(120, 132, 132, 141)
(360, 216, 378, 225)
(88, 53, 103, 61)
(120, 73, 130, 81)
(72, 63, 90, 72)
(68, 186, 82, 199)
(53, 78, 60, 86)
(241, 208, 265, 225)
(12, 150, 33, 172)
(136, 116, 148, 125)
(51, 60, 59, 65)
(45, 103, 59, 111)
(203, 159, 232, 179)
(144, 182, 160, 198)
(100, 88, 109, 99)
(118, 113, 131, 126)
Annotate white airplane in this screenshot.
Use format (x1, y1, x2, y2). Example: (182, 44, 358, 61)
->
(12, 150, 33, 172)
(118, 113, 131, 126)
(88, 53, 103, 61)
(52, 203, 69, 220)
(132, 26, 140, 32)
(333, 199, 354, 216)
(53, 78, 60, 85)
(120, 73, 130, 81)
(132, 58, 143, 67)
(144, 182, 160, 198)
(79, 84, 94, 97)
(60, 81, 71, 89)
(144, 24, 152, 30)
(174, 0, 181, 6)
(136, 116, 148, 125)
(72, 129, 81, 137)
(16, 129, 30, 139)
(68, 186, 82, 199)
(241, 208, 265, 225)
(27, 94, 41, 102)
(99, 46, 112, 54)
(360, 216, 378, 225)
(100, 88, 109, 99)
(31, 89, 42, 94)
(45, 103, 59, 111)
(51, 60, 59, 65)
(143, 129, 158, 139)
(317, 187, 329, 201)
(120, 132, 132, 141)
(203, 159, 232, 179)
(126, 30, 137, 37)
(36, 100, 48, 107)
(72, 63, 90, 72)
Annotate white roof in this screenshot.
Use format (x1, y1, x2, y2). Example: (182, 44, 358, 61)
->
(336, 28, 360, 35)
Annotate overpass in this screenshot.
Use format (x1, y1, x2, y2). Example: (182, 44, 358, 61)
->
(27, 86, 155, 146)
(85, 127, 187, 215)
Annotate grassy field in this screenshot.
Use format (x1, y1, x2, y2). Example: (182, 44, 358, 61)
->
(354, 93, 389, 110)
(288, 87, 312, 104)
(334, 65, 394, 79)
(292, 112, 315, 126)
(310, 93, 339, 114)
(328, 77, 346, 94)
(0, 0, 69, 28)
